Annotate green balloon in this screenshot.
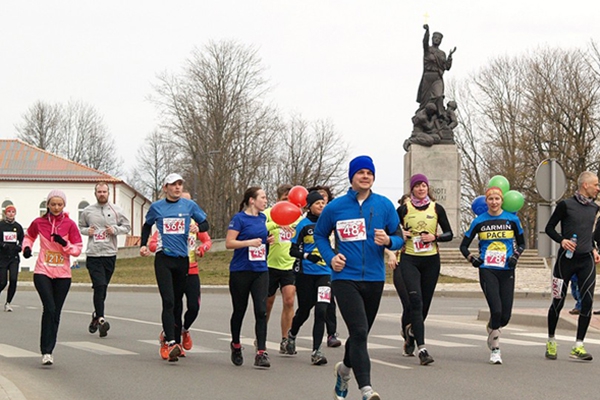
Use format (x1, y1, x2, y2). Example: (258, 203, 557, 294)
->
(488, 175, 510, 194)
(502, 190, 525, 213)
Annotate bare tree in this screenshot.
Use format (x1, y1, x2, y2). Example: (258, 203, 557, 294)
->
(452, 46, 600, 245)
(16, 100, 122, 175)
(129, 129, 181, 201)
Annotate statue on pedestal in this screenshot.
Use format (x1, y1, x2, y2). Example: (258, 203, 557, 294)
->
(404, 24, 458, 151)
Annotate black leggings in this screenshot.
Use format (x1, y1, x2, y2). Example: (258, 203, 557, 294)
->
(400, 253, 440, 346)
(290, 273, 330, 350)
(326, 295, 338, 336)
(392, 263, 411, 336)
(86, 256, 116, 318)
(0, 257, 19, 304)
(229, 270, 268, 351)
(154, 252, 188, 343)
(333, 280, 383, 389)
(548, 251, 596, 340)
(479, 268, 514, 329)
(183, 274, 201, 330)
(33, 274, 71, 354)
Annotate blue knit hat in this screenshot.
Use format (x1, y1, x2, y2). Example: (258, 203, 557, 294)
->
(348, 155, 376, 182)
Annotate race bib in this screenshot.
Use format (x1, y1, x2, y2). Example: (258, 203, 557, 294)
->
(93, 230, 108, 242)
(336, 218, 367, 242)
(317, 286, 331, 303)
(44, 251, 65, 267)
(248, 244, 266, 261)
(551, 277, 564, 299)
(163, 218, 185, 235)
(279, 229, 293, 243)
(485, 249, 507, 268)
(412, 236, 433, 253)
(3, 232, 17, 243)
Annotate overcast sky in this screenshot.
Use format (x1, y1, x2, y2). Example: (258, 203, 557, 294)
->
(1, 0, 597, 202)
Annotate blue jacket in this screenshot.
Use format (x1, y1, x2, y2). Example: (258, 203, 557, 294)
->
(314, 188, 404, 281)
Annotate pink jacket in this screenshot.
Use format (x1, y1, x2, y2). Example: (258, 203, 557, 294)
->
(23, 212, 83, 279)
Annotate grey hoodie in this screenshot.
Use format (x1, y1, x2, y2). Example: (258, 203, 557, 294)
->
(79, 202, 131, 257)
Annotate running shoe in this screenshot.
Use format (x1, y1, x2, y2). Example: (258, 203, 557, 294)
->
(418, 349, 434, 365)
(362, 390, 381, 400)
(88, 312, 99, 334)
(4, 303, 12, 312)
(285, 332, 297, 355)
(333, 361, 351, 399)
(311, 348, 328, 365)
(160, 341, 169, 360)
(98, 318, 110, 338)
(254, 351, 271, 368)
(230, 342, 243, 366)
(327, 333, 342, 348)
(489, 349, 502, 365)
(279, 338, 289, 354)
(179, 348, 186, 358)
(569, 308, 580, 315)
(570, 345, 593, 361)
(545, 340, 557, 360)
(167, 342, 181, 362)
(42, 354, 53, 365)
(182, 329, 193, 350)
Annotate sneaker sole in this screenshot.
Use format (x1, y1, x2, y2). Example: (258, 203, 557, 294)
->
(99, 322, 110, 338)
(168, 346, 181, 362)
(312, 359, 328, 366)
(569, 354, 593, 361)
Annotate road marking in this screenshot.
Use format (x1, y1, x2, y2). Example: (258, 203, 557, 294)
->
(60, 341, 137, 355)
(0, 344, 39, 358)
(514, 333, 600, 345)
(372, 335, 477, 348)
(139, 340, 226, 353)
(371, 358, 412, 370)
(445, 334, 541, 346)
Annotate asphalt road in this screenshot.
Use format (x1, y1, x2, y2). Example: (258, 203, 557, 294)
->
(0, 290, 599, 400)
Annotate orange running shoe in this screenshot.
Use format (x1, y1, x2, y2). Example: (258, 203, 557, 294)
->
(160, 341, 169, 360)
(182, 330, 193, 350)
(179, 347, 186, 358)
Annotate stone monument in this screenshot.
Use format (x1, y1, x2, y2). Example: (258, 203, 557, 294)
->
(403, 24, 461, 235)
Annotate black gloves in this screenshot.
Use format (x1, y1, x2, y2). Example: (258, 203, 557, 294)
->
(470, 256, 483, 268)
(508, 255, 518, 269)
(23, 247, 32, 259)
(15, 245, 22, 253)
(306, 254, 322, 264)
(52, 234, 68, 247)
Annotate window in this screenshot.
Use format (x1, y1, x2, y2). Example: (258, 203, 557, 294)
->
(39, 200, 47, 217)
(78, 201, 89, 221)
(1, 200, 13, 214)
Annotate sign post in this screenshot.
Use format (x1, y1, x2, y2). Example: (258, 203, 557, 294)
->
(535, 159, 567, 261)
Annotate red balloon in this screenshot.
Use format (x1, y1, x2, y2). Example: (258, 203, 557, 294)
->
(288, 186, 308, 208)
(270, 201, 302, 226)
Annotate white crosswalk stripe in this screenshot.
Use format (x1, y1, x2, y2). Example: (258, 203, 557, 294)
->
(514, 333, 600, 345)
(444, 334, 541, 346)
(0, 344, 39, 358)
(60, 341, 137, 355)
(372, 335, 477, 348)
(140, 340, 226, 353)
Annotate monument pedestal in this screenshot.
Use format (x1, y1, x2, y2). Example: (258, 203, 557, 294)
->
(404, 144, 461, 234)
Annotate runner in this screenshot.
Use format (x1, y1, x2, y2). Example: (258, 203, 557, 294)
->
(0, 205, 24, 311)
(226, 186, 273, 368)
(307, 185, 342, 348)
(544, 171, 600, 361)
(148, 191, 212, 356)
(460, 186, 525, 364)
(390, 194, 411, 355)
(397, 173, 453, 365)
(264, 184, 299, 354)
(79, 182, 131, 337)
(286, 190, 331, 365)
(315, 155, 404, 400)
(139, 173, 209, 362)
(22, 190, 83, 365)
